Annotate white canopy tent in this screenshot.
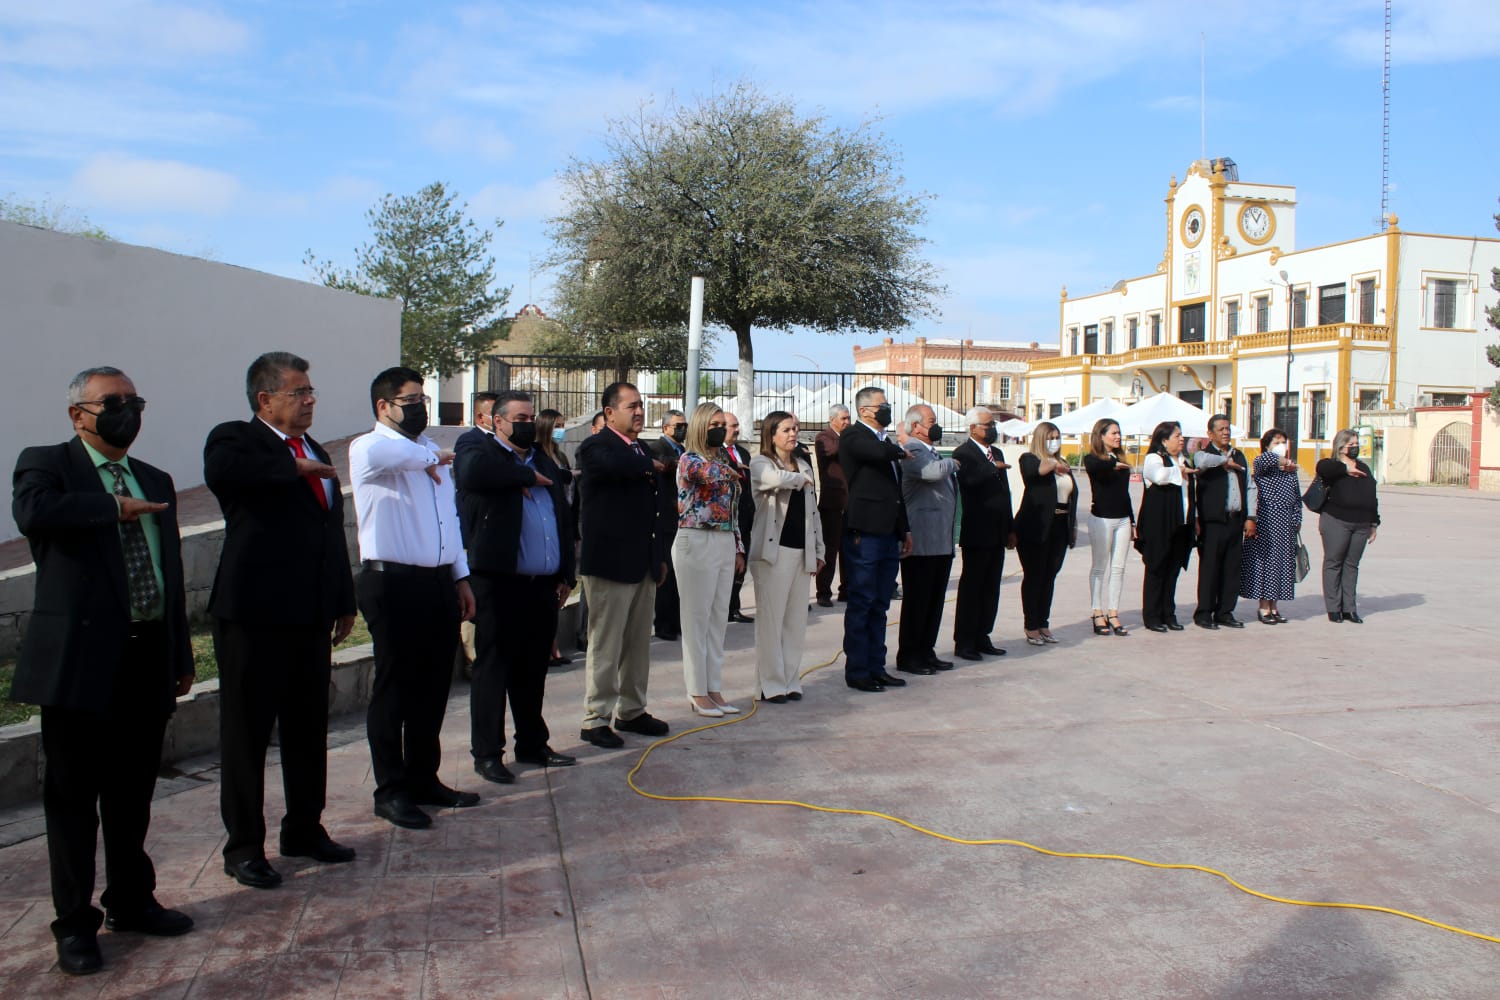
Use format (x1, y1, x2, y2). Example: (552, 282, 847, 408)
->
(1114, 392, 1242, 439)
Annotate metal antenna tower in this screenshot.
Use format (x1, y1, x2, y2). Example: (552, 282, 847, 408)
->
(1380, 0, 1392, 230)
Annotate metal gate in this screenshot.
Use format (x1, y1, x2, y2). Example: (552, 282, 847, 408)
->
(1429, 421, 1471, 485)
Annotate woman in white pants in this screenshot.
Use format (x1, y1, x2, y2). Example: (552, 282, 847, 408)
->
(673, 403, 745, 718)
(748, 411, 825, 703)
(1082, 419, 1135, 636)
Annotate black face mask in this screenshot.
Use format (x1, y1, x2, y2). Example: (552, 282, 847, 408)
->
(1345, 445, 1359, 458)
(92, 402, 142, 449)
(928, 424, 943, 445)
(705, 426, 727, 449)
(671, 423, 688, 443)
(507, 420, 537, 449)
(979, 424, 998, 445)
(395, 402, 428, 438)
(872, 405, 893, 428)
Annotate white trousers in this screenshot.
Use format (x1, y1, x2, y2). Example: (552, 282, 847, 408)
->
(673, 528, 736, 697)
(749, 545, 811, 698)
(1088, 514, 1132, 611)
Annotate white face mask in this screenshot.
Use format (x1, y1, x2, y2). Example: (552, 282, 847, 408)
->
(1270, 442, 1287, 458)
(1045, 439, 1061, 455)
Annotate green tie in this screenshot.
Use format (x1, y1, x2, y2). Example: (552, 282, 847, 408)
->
(103, 463, 160, 616)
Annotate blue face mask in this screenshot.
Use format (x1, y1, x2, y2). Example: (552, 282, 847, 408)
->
(552, 428, 567, 443)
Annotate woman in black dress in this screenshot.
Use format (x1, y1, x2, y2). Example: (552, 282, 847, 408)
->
(1240, 427, 1301, 623)
(1015, 422, 1077, 646)
(1316, 428, 1380, 623)
(1135, 421, 1198, 632)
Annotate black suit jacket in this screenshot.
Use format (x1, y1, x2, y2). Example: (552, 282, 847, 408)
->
(725, 443, 756, 541)
(454, 433, 576, 584)
(1193, 443, 1249, 525)
(952, 437, 1014, 547)
(11, 438, 193, 713)
(453, 426, 489, 547)
(650, 436, 683, 541)
(813, 428, 848, 513)
(203, 419, 356, 626)
(575, 429, 664, 584)
(1015, 452, 1078, 549)
(838, 421, 909, 537)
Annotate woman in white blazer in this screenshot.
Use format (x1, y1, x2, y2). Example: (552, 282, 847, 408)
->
(748, 411, 825, 703)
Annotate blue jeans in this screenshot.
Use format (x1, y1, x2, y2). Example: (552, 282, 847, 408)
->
(842, 530, 901, 680)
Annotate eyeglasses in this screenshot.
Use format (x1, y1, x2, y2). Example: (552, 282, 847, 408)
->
(269, 387, 319, 401)
(390, 393, 431, 407)
(77, 395, 147, 413)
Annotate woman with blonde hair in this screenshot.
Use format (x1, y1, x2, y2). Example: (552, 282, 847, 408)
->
(673, 402, 745, 716)
(1082, 418, 1134, 636)
(1014, 421, 1078, 645)
(1315, 428, 1380, 623)
(748, 411, 825, 703)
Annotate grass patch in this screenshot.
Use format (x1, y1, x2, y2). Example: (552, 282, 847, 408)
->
(2, 616, 374, 729)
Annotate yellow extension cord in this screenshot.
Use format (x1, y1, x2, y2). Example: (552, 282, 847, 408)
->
(626, 603, 1500, 946)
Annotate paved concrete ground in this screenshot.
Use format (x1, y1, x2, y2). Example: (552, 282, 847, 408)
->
(1, 484, 1498, 998)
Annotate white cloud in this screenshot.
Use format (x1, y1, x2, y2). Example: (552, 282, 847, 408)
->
(0, 2, 252, 70)
(72, 154, 241, 215)
(470, 176, 567, 226)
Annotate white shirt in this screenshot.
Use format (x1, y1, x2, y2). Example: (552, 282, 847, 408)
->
(348, 422, 469, 579)
(1142, 452, 1189, 520)
(258, 416, 335, 507)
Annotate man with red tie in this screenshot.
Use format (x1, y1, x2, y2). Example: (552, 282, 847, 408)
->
(205, 352, 358, 891)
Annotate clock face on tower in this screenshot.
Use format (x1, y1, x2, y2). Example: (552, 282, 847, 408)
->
(1237, 201, 1275, 244)
(1181, 205, 1205, 248)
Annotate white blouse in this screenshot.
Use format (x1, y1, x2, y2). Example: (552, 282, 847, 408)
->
(1142, 452, 1189, 520)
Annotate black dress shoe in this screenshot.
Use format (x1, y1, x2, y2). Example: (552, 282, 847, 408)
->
(927, 655, 955, 670)
(374, 796, 432, 830)
(654, 630, 679, 641)
(953, 647, 983, 661)
(1215, 615, 1245, 628)
(514, 749, 577, 767)
(896, 663, 936, 675)
(411, 783, 481, 808)
(1257, 613, 1279, 625)
(846, 676, 886, 692)
(547, 654, 572, 667)
(1165, 620, 1185, 631)
(871, 671, 907, 687)
(1144, 623, 1169, 633)
(105, 903, 195, 936)
(579, 726, 624, 748)
(474, 758, 516, 783)
(786, 691, 803, 701)
(762, 693, 788, 704)
(978, 641, 1007, 656)
(615, 712, 669, 736)
(1342, 612, 1364, 624)
(225, 857, 283, 889)
(816, 596, 834, 608)
(1328, 612, 1343, 623)
(727, 611, 755, 624)
(279, 831, 357, 863)
(56, 933, 102, 975)
(1195, 619, 1219, 630)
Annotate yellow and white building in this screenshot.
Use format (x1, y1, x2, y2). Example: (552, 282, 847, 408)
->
(1026, 158, 1500, 461)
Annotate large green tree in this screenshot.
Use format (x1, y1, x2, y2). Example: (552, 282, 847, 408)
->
(546, 81, 943, 419)
(306, 181, 510, 378)
(1487, 202, 1500, 409)
(1, 194, 109, 239)
(529, 263, 703, 375)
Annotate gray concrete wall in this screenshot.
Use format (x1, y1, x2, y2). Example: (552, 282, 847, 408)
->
(0, 220, 401, 542)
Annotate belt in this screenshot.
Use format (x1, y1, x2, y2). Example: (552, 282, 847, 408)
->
(1054, 507, 1071, 514)
(363, 560, 450, 578)
(126, 619, 166, 639)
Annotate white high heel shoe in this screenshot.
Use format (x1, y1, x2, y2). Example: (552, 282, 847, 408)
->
(690, 700, 724, 718)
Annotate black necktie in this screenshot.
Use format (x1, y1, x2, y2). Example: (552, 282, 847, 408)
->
(104, 463, 160, 615)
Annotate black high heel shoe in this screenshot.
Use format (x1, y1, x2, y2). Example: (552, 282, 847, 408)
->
(1092, 614, 1110, 636)
(1257, 612, 1279, 625)
(1107, 615, 1128, 636)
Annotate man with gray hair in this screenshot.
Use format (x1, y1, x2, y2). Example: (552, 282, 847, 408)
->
(952, 404, 1013, 659)
(12, 367, 197, 974)
(896, 404, 959, 675)
(813, 404, 851, 606)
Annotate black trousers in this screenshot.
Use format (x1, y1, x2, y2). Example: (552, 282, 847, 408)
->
(728, 566, 748, 617)
(215, 618, 332, 865)
(897, 554, 953, 665)
(1195, 516, 1244, 622)
(1142, 530, 1192, 627)
(654, 528, 681, 634)
(471, 572, 557, 762)
(358, 566, 460, 803)
(41, 623, 170, 939)
(815, 506, 848, 601)
(1016, 512, 1070, 631)
(954, 543, 1005, 649)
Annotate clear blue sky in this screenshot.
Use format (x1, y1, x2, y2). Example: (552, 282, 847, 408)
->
(4, 1, 1498, 372)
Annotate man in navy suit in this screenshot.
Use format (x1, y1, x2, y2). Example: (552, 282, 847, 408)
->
(11, 366, 196, 975)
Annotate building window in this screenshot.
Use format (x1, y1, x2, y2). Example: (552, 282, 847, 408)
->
(999, 375, 1012, 399)
(1083, 324, 1099, 354)
(1431, 391, 1468, 406)
(945, 376, 958, 398)
(1318, 283, 1346, 325)
(1035, 403, 1045, 420)
(1358, 389, 1382, 412)
(1431, 278, 1459, 328)
(1149, 313, 1162, 346)
(1254, 295, 1270, 333)
(1292, 288, 1307, 329)
(1309, 390, 1328, 440)
(1069, 327, 1079, 355)
(900, 376, 910, 391)
(1049, 403, 1063, 418)
(1358, 279, 1376, 324)
(1219, 396, 1233, 421)
(1247, 393, 1263, 438)
(1127, 316, 1138, 349)
(1102, 321, 1114, 355)
(1225, 300, 1239, 338)
(1274, 391, 1299, 443)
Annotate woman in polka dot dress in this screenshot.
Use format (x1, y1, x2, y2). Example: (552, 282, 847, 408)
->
(1240, 427, 1302, 623)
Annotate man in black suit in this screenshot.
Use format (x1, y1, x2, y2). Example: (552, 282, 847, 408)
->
(575, 382, 670, 747)
(205, 351, 357, 891)
(813, 404, 851, 607)
(839, 386, 913, 693)
(456, 389, 578, 783)
(11, 367, 196, 975)
(1192, 414, 1257, 630)
(650, 409, 686, 640)
(455, 391, 497, 668)
(952, 406, 1014, 660)
(723, 410, 756, 624)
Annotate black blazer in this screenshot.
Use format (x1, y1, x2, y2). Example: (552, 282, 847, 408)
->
(1193, 443, 1250, 525)
(453, 426, 489, 547)
(726, 442, 756, 541)
(203, 419, 356, 626)
(454, 433, 576, 584)
(838, 421, 909, 537)
(11, 438, 193, 713)
(575, 429, 664, 584)
(952, 437, 1014, 547)
(1015, 452, 1078, 548)
(650, 436, 683, 541)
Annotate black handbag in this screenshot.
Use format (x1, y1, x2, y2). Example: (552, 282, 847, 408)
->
(1302, 477, 1328, 513)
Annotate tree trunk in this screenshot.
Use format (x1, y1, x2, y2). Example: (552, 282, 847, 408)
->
(734, 324, 754, 430)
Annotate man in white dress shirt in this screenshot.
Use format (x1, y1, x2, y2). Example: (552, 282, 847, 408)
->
(349, 366, 478, 830)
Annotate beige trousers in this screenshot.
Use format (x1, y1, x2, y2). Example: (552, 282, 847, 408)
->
(672, 528, 737, 698)
(580, 574, 656, 729)
(750, 544, 811, 698)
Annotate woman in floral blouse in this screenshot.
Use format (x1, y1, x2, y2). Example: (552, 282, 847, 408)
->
(674, 402, 746, 717)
